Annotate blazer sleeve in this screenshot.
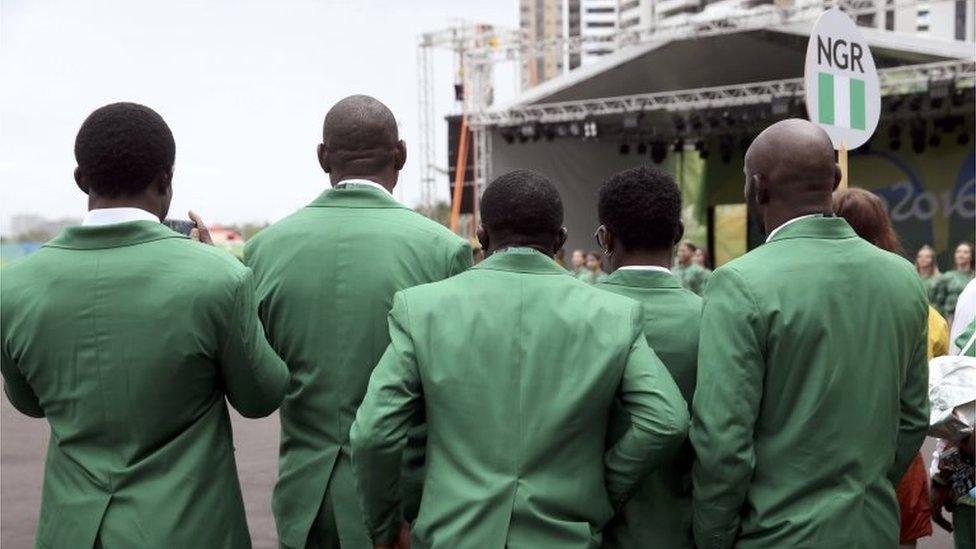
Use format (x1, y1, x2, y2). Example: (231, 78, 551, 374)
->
(890, 306, 929, 484)
(604, 305, 690, 510)
(1, 341, 43, 418)
(447, 240, 474, 277)
(690, 267, 765, 549)
(350, 291, 423, 545)
(218, 269, 290, 418)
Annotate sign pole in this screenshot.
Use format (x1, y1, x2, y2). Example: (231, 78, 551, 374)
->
(838, 140, 848, 189)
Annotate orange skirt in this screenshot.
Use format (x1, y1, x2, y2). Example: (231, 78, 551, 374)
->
(897, 453, 933, 543)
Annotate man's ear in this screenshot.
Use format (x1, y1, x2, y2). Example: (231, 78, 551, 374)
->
(832, 164, 842, 191)
(752, 174, 770, 205)
(153, 168, 173, 196)
(317, 143, 330, 174)
(476, 225, 489, 253)
(394, 140, 407, 171)
(74, 167, 90, 195)
(674, 220, 685, 246)
(554, 227, 568, 255)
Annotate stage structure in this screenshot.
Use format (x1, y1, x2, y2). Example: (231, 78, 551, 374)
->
(421, 0, 976, 265)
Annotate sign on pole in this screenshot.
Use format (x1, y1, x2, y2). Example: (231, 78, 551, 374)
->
(804, 8, 881, 151)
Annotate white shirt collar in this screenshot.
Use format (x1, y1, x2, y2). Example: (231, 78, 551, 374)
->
(335, 179, 394, 198)
(618, 265, 673, 274)
(765, 214, 820, 243)
(82, 207, 159, 227)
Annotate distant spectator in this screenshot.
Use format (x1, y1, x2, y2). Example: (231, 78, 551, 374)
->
(833, 187, 940, 548)
(932, 242, 975, 322)
(570, 248, 586, 274)
(672, 241, 708, 295)
(576, 250, 608, 284)
(916, 245, 942, 304)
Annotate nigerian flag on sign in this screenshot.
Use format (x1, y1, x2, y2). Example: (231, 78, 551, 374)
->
(818, 72, 866, 130)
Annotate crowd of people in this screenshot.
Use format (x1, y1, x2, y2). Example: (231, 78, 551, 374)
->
(0, 96, 973, 549)
(568, 242, 713, 295)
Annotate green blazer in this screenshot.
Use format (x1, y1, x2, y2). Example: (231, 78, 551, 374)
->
(350, 248, 689, 549)
(244, 186, 471, 548)
(932, 269, 974, 318)
(0, 221, 289, 549)
(690, 217, 930, 549)
(597, 268, 701, 549)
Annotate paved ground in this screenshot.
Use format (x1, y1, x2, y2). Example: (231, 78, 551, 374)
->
(1, 397, 955, 548)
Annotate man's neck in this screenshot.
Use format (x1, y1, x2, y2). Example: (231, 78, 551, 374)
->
(488, 241, 552, 257)
(331, 175, 395, 193)
(88, 196, 159, 218)
(764, 207, 828, 236)
(616, 249, 671, 271)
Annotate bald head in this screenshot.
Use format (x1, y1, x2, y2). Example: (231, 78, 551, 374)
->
(744, 119, 840, 233)
(746, 119, 836, 187)
(319, 95, 405, 188)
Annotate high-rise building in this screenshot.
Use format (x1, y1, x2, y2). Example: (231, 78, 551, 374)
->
(520, 0, 569, 89)
(581, 0, 621, 64)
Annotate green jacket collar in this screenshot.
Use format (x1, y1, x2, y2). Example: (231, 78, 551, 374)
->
(474, 247, 568, 275)
(308, 186, 406, 210)
(44, 221, 187, 250)
(766, 216, 857, 244)
(602, 268, 683, 290)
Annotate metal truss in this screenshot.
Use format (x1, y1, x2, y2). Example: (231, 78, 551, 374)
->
(469, 59, 975, 127)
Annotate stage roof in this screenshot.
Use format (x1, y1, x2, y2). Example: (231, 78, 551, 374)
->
(497, 23, 975, 109)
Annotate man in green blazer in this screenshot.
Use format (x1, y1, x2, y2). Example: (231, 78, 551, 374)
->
(350, 170, 689, 549)
(244, 95, 471, 549)
(595, 166, 700, 549)
(690, 119, 929, 548)
(1, 103, 290, 548)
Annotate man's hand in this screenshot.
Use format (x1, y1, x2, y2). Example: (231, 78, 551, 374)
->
(930, 480, 955, 532)
(374, 522, 411, 549)
(188, 210, 213, 245)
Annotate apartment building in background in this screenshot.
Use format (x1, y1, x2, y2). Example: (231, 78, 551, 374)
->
(519, 0, 974, 90)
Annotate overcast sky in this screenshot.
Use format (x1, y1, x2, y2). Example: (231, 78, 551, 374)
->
(0, 0, 517, 232)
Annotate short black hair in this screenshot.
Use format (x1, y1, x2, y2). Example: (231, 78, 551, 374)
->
(481, 170, 563, 240)
(598, 165, 681, 251)
(74, 102, 175, 197)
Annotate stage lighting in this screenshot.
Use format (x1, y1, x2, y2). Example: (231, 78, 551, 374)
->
(690, 116, 703, 131)
(542, 125, 556, 141)
(650, 141, 667, 164)
(569, 122, 582, 137)
(555, 124, 569, 138)
(520, 123, 539, 142)
(910, 121, 926, 154)
(887, 95, 904, 112)
(673, 116, 687, 133)
(622, 114, 640, 131)
(722, 111, 736, 127)
(908, 94, 923, 112)
(619, 143, 631, 155)
(500, 127, 516, 144)
(719, 135, 733, 164)
(771, 96, 791, 116)
(637, 142, 648, 154)
(584, 120, 599, 139)
(929, 79, 953, 109)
